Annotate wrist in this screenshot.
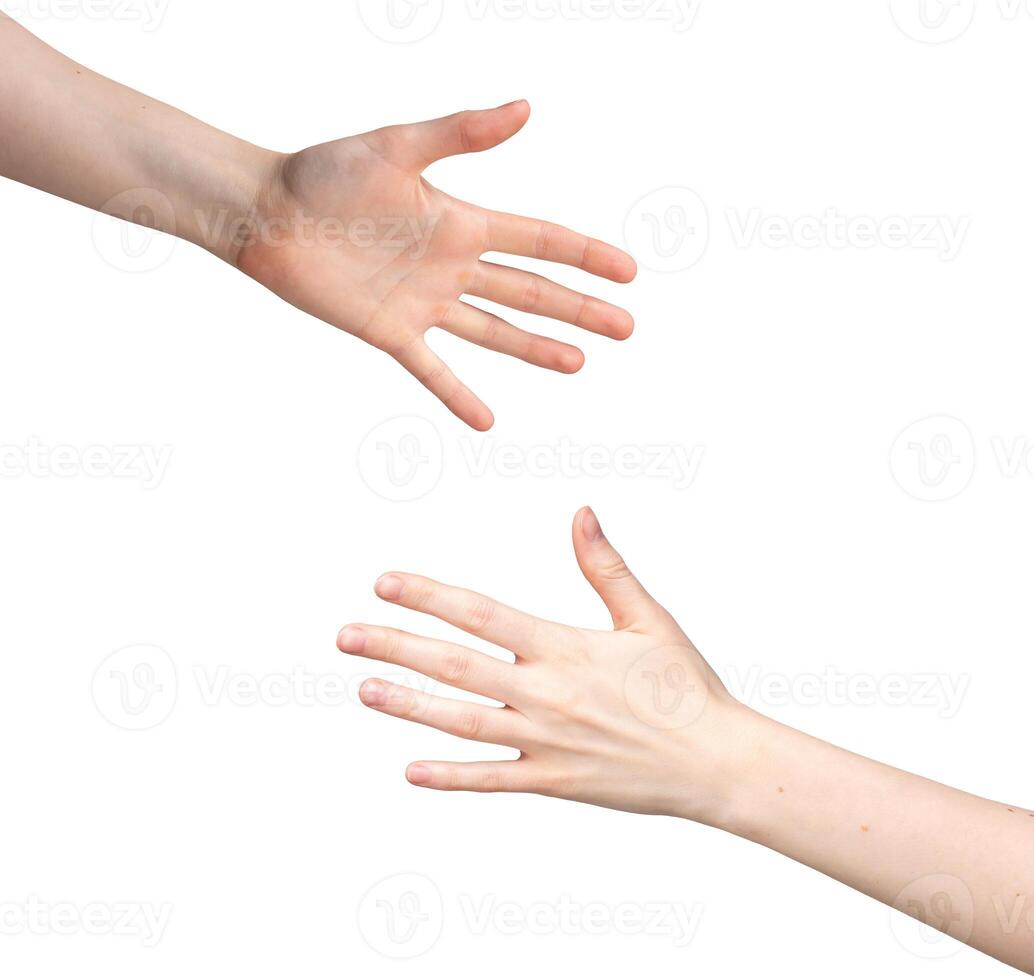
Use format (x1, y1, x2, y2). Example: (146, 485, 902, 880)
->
(168, 136, 287, 266)
(702, 705, 862, 851)
(60, 67, 290, 268)
(710, 706, 796, 838)
(668, 700, 798, 835)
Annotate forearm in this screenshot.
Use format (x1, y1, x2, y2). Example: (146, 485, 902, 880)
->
(715, 707, 1034, 972)
(0, 12, 281, 263)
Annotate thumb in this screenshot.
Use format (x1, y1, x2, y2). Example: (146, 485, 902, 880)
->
(395, 100, 530, 172)
(573, 507, 673, 632)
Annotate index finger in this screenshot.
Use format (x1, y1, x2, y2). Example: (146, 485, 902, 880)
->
(485, 211, 637, 283)
(374, 572, 546, 657)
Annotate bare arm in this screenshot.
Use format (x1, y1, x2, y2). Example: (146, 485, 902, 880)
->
(0, 10, 272, 260)
(340, 507, 1034, 973)
(728, 699, 1032, 969)
(0, 13, 636, 429)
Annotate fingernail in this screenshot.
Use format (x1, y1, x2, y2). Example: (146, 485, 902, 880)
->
(337, 627, 366, 654)
(360, 679, 387, 706)
(375, 574, 403, 601)
(407, 764, 432, 785)
(581, 507, 603, 541)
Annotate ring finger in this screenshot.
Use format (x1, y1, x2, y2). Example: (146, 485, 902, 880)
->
(439, 301, 584, 373)
(359, 678, 528, 748)
(469, 261, 634, 340)
(339, 624, 519, 704)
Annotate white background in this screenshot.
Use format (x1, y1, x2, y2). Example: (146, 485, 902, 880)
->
(1, 0, 1033, 976)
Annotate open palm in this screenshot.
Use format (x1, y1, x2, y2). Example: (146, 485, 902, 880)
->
(237, 101, 636, 430)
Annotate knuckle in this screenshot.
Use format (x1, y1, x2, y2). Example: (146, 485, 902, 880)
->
(456, 112, 475, 154)
(530, 769, 562, 797)
(574, 293, 590, 329)
(439, 650, 470, 687)
(409, 580, 437, 609)
(552, 621, 584, 653)
(579, 235, 592, 269)
(384, 333, 420, 361)
(393, 688, 420, 716)
(597, 555, 631, 583)
(519, 333, 539, 362)
(522, 278, 542, 311)
(380, 629, 404, 664)
(420, 361, 448, 388)
(434, 298, 459, 327)
(465, 596, 496, 633)
(544, 687, 584, 720)
(536, 682, 567, 712)
(479, 769, 503, 793)
(443, 767, 463, 792)
(482, 314, 505, 347)
(526, 615, 545, 652)
(534, 222, 555, 260)
(456, 710, 483, 740)
(360, 126, 398, 161)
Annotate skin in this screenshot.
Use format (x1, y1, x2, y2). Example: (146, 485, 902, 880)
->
(340, 507, 1034, 974)
(0, 13, 636, 429)
(6, 12, 1029, 970)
